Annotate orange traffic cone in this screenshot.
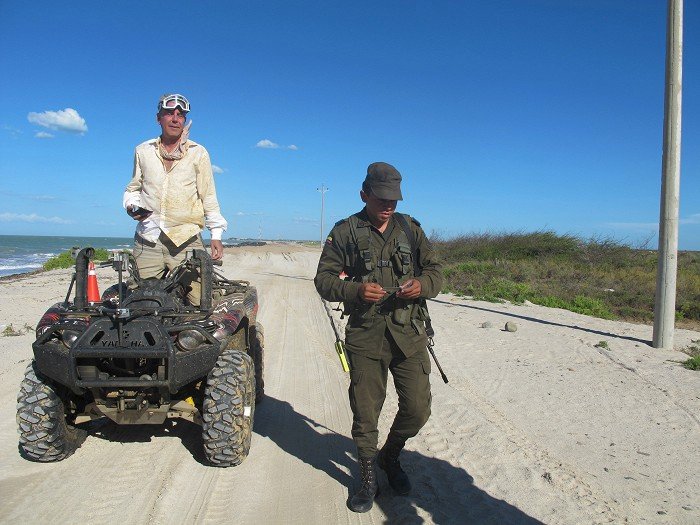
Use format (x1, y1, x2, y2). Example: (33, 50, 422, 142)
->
(87, 261, 101, 304)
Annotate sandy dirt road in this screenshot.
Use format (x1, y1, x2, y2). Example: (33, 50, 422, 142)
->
(0, 244, 698, 524)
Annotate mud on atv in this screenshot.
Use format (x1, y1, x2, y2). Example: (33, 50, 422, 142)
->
(16, 247, 264, 467)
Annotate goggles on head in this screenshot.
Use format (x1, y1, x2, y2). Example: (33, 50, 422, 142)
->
(158, 94, 190, 113)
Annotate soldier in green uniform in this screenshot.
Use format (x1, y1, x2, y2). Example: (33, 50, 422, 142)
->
(314, 162, 443, 513)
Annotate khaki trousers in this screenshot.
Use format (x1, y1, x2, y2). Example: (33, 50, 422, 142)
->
(348, 329, 432, 460)
(133, 232, 204, 306)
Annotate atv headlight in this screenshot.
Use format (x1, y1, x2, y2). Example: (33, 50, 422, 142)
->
(176, 329, 207, 351)
(61, 329, 82, 348)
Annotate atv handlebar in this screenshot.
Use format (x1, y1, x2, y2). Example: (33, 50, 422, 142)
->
(74, 247, 222, 312)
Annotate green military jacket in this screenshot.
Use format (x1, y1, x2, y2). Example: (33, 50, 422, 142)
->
(314, 208, 443, 358)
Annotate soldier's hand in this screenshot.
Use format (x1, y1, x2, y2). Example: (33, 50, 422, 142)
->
(210, 240, 224, 260)
(359, 282, 387, 303)
(397, 279, 422, 299)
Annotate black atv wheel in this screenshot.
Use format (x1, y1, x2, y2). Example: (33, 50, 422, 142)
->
(16, 361, 86, 462)
(250, 322, 265, 403)
(202, 349, 255, 467)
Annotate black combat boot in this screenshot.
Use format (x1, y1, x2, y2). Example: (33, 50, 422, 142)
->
(378, 440, 411, 495)
(348, 457, 378, 513)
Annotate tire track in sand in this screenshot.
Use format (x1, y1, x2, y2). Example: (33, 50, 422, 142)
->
(423, 378, 626, 524)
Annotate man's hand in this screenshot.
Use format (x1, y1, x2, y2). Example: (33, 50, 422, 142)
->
(359, 282, 387, 303)
(210, 240, 224, 260)
(397, 279, 422, 299)
(126, 205, 152, 221)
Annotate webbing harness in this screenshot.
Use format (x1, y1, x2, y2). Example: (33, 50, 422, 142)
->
(344, 213, 430, 329)
(394, 214, 435, 339)
(348, 216, 373, 277)
(347, 213, 412, 283)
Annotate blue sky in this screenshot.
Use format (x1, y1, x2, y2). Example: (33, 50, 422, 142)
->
(1, 1, 698, 249)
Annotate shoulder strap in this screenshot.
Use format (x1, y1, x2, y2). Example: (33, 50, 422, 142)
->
(394, 213, 420, 276)
(348, 215, 372, 274)
(394, 213, 434, 337)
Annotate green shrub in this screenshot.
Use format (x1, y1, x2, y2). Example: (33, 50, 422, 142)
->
(2, 324, 21, 337)
(43, 248, 111, 271)
(683, 355, 700, 371)
(570, 296, 615, 319)
(681, 340, 700, 371)
(474, 278, 533, 305)
(434, 232, 699, 326)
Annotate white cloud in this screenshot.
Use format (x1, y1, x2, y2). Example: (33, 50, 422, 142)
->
(606, 213, 700, 230)
(0, 212, 73, 224)
(293, 217, 318, 224)
(27, 108, 88, 134)
(30, 195, 58, 201)
(605, 221, 657, 230)
(212, 164, 224, 174)
(680, 213, 700, 225)
(2, 125, 22, 137)
(256, 138, 299, 151)
(0, 190, 59, 201)
(35, 131, 54, 139)
(256, 139, 279, 149)
(235, 211, 264, 216)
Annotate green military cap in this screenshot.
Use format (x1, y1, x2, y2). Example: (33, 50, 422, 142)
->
(365, 162, 403, 201)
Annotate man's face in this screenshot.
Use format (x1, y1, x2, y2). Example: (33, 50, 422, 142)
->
(157, 108, 187, 141)
(361, 190, 397, 226)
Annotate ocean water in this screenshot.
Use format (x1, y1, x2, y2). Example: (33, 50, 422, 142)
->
(0, 235, 134, 277)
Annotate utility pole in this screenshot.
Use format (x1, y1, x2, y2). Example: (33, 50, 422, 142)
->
(653, 0, 683, 349)
(317, 184, 328, 248)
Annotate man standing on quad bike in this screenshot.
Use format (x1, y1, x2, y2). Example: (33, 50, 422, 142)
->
(123, 93, 227, 305)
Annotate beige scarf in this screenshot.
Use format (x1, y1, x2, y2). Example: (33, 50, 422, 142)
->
(158, 120, 192, 160)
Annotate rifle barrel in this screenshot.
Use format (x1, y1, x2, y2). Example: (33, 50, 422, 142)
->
(427, 343, 449, 384)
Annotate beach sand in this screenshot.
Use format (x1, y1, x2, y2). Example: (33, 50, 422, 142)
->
(0, 243, 698, 524)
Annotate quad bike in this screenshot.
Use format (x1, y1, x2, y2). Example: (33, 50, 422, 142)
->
(16, 247, 264, 467)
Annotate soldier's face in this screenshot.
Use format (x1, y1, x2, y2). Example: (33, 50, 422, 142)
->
(361, 190, 397, 226)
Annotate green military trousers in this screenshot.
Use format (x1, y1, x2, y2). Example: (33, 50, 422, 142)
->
(348, 329, 432, 460)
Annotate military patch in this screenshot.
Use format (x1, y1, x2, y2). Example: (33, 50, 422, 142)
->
(325, 236, 333, 245)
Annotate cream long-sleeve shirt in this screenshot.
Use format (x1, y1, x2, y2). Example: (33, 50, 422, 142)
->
(123, 138, 228, 247)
